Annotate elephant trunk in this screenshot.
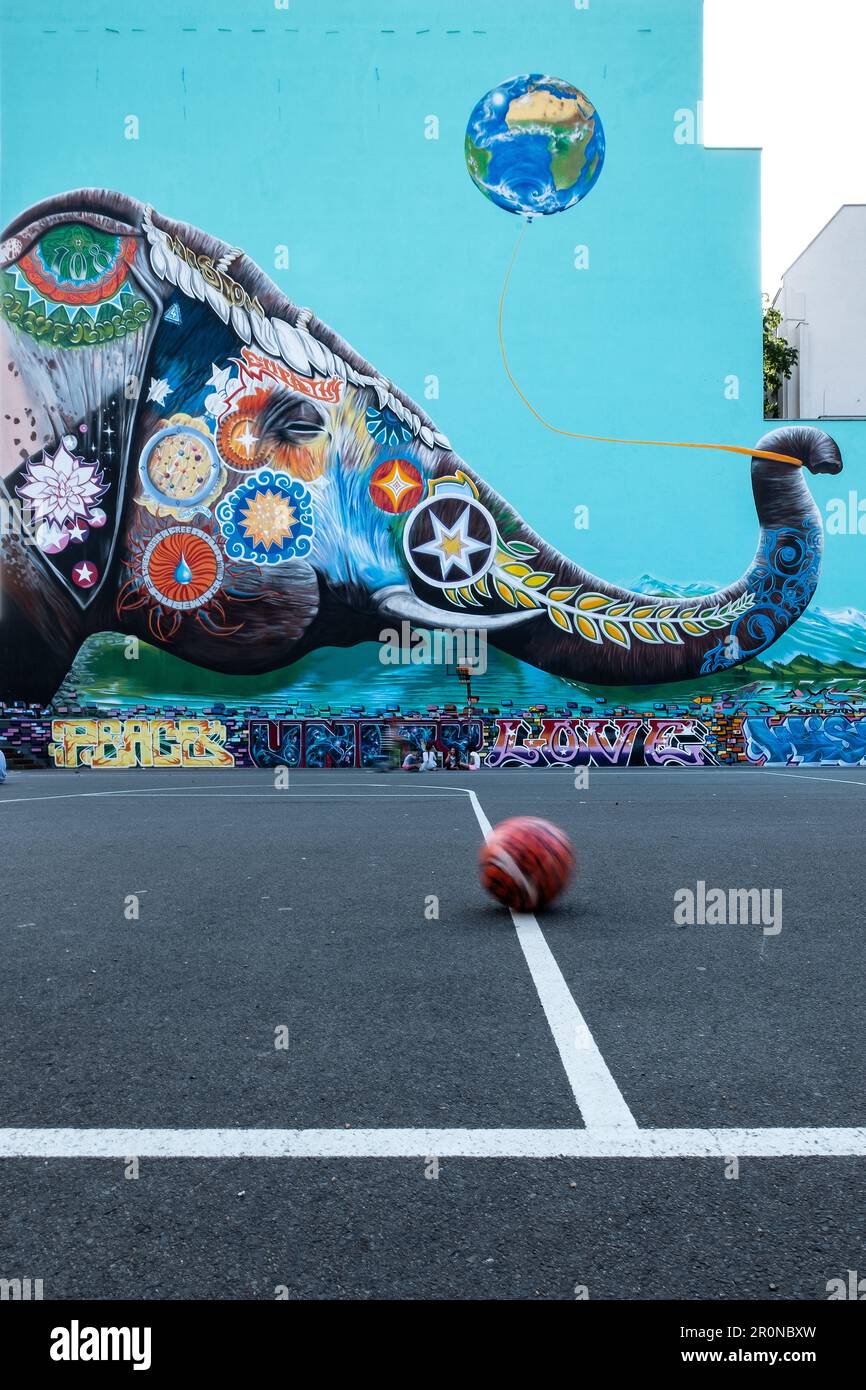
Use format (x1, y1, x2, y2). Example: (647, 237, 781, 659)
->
(481, 424, 841, 686)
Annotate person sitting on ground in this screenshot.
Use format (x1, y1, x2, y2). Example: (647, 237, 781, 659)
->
(443, 745, 459, 771)
(402, 748, 421, 771)
(460, 748, 481, 771)
(419, 740, 438, 772)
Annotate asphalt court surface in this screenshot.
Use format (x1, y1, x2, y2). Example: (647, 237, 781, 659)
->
(0, 765, 863, 1298)
(478, 769, 866, 1130)
(0, 774, 578, 1128)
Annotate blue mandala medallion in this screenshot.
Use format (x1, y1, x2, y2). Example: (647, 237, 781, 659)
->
(215, 470, 314, 566)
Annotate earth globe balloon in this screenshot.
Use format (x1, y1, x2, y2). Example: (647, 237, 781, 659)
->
(465, 73, 605, 218)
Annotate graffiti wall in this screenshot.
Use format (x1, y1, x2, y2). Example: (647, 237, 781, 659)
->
(48, 719, 234, 768)
(3, 700, 864, 769)
(484, 717, 717, 768)
(743, 716, 866, 767)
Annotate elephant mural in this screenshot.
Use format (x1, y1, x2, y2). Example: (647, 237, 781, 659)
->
(0, 190, 843, 705)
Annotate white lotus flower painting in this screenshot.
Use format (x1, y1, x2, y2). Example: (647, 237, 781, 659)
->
(16, 441, 109, 554)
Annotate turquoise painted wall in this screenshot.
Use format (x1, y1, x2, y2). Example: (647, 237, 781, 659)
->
(788, 418, 865, 617)
(1, 0, 862, 704)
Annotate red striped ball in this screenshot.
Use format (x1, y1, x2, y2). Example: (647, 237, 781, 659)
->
(479, 816, 574, 912)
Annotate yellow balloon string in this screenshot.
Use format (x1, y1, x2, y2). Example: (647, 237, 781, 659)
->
(498, 222, 802, 468)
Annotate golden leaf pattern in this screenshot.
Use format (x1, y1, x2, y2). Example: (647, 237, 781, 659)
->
(601, 619, 629, 647)
(433, 515, 755, 653)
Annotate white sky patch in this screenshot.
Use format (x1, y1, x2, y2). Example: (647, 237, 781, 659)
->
(704, 0, 866, 295)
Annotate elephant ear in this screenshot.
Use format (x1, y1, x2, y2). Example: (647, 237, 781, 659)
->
(0, 189, 322, 611)
(0, 191, 159, 608)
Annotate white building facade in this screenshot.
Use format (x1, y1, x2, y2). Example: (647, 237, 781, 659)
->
(774, 204, 866, 419)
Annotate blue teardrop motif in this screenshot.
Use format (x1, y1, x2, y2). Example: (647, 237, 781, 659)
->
(174, 553, 193, 585)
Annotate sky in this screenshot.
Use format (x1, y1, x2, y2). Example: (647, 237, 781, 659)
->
(704, 0, 866, 296)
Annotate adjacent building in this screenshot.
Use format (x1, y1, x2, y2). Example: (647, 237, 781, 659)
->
(773, 205, 866, 419)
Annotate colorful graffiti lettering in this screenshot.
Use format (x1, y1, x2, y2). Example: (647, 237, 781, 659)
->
(246, 718, 483, 769)
(485, 717, 715, 768)
(48, 718, 234, 767)
(1, 223, 151, 348)
(744, 715, 866, 766)
(238, 346, 342, 404)
(305, 722, 356, 768)
(163, 231, 264, 316)
(248, 720, 301, 768)
(0, 704, 860, 771)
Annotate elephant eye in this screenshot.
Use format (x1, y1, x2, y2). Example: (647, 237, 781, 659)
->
(215, 385, 329, 476)
(257, 390, 328, 446)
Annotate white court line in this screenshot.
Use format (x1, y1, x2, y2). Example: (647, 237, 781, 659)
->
(0, 789, 467, 806)
(0, 1127, 862, 1159)
(459, 786, 637, 1130)
(761, 769, 866, 788)
(0, 786, 217, 806)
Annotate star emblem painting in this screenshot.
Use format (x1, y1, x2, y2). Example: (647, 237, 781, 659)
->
(403, 477, 497, 589)
(368, 458, 424, 514)
(147, 377, 173, 407)
(413, 508, 491, 579)
(217, 398, 267, 470)
(71, 560, 99, 589)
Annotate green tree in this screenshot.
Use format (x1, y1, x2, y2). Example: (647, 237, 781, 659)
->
(763, 296, 798, 419)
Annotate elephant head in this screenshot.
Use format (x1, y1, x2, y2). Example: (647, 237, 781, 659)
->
(0, 189, 842, 704)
